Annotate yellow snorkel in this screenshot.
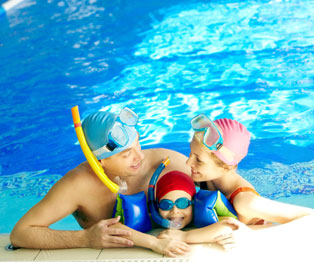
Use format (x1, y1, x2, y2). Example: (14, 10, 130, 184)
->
(71, 106, 119, 193)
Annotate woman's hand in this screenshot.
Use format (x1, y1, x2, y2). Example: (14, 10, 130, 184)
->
(214, 218, 253, 250)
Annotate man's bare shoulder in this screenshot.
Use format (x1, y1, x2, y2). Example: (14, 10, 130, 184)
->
(144, 148, 187, 160)
(143, 148, 190, 174)
(55, 162, 103, 192)
(65, 162, 92, 178)
(47, 162, 114, 208)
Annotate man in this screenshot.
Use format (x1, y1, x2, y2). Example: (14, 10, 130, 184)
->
(10, 107, 190, 249)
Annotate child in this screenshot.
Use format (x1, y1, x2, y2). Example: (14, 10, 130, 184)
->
(155, 170, 242, 249)
(110, 170, 244, 256)
(186, 114, 314, 226)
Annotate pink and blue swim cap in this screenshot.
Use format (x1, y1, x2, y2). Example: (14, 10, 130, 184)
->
(82, 109, 138, 160)
(213, 118, 251, 165)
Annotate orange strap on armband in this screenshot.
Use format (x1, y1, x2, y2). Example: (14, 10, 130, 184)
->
(229, 187, 260, 205)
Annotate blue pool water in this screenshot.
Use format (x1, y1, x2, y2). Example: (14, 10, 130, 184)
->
(1, 0, 314, 233)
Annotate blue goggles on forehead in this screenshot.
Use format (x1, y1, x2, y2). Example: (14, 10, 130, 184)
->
(92, 107, 138, 156)
(106, 107, 138, 151)
(158, 197, 193, 211)
(191, 113, 223, 151)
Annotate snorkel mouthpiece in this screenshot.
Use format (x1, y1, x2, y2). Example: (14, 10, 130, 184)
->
(113, 176, 127, 194)
(169, 220, 183, 229)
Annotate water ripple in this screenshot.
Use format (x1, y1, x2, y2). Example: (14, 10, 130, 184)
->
(0, 170, 62, 198)
(239, 160, 314, 200)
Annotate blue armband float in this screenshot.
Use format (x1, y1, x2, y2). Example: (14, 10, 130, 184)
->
(112, 191, 152, 233)
(193, 189, 238, 228)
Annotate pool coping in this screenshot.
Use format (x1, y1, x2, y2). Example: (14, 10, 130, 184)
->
(1, 226, 311, 262)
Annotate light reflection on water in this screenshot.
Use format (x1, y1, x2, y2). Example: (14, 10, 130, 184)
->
(0, 0, 314, 233)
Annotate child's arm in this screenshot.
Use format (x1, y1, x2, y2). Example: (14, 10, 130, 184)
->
(109, 219, 191, 257)
(158, 218, 241, 244)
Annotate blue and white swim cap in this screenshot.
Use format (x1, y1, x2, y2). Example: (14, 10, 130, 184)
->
(82, 110, 137, 160)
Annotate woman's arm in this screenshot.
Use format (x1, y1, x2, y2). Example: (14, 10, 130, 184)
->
(254, 214, 314, 243)
(233, 192, 314, 224)
(109, 222, 191, 257)
(225, 214, 314, 252)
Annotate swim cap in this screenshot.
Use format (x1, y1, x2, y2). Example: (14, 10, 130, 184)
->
(213, 118, 250, 166)
(82, 111, 137, 160)
(156, 171, 196, 200)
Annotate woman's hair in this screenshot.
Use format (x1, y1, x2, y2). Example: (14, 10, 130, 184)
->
(193, 132, 237, 171)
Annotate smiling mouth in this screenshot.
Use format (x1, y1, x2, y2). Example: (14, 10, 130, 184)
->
(191, 170, 201, 177)
(169, 217, 184, 223)
(131, 162, 141, 169)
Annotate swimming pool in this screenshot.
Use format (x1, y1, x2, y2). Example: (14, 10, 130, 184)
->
(1, 0, 314, 234)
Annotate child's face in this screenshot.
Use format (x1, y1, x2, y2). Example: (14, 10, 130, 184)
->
(159, 190, 193, 229)
(186, 136, 222, 182)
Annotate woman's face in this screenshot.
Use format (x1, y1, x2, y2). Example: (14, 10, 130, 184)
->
(159, 190, 193, 229)
(186, 136, 222, 182)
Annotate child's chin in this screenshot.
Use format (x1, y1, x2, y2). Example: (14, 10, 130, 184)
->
(177, 224, 186, 229)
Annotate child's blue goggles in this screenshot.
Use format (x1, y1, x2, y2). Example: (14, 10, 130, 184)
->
(158, 197, 193, 211)
(191, 113, 223, 151)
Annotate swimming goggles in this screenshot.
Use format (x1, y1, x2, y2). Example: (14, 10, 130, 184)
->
(93, 107, 138, 155)
(191, 114, 223, 151)
(191, 113, 238, 164)
(158, 197, 193, 211)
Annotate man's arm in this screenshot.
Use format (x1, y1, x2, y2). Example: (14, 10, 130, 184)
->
(10, 171, 133, 249)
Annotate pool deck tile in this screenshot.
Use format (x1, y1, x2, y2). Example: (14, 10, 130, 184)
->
(98, 247, 163, 260)
(35, 248, 102, 261)
(97, 229, 164, 260)
(1, 229, 312, 262)
(0, 234, 40, 261)
(0, 233, 227, 262)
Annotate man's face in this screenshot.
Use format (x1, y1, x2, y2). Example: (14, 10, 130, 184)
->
(101, 134, 145, 178)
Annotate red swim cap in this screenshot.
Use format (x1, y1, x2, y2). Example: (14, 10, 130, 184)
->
(156, 171, 196, 200)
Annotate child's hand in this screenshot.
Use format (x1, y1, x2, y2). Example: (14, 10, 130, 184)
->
(157, 229, 186, 241)
(153, 238, 191, 257)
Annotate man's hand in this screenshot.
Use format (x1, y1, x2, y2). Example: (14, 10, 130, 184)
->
(85, 216, 134, 248)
